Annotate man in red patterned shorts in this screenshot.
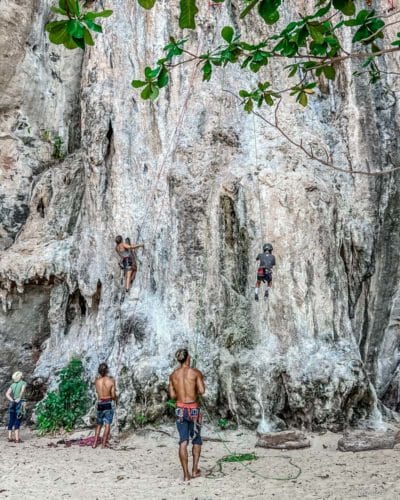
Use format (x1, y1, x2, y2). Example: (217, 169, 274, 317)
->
(169, 349, 205, 481)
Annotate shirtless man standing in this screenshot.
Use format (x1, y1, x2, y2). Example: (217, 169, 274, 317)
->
(169, 349, 205, 481)
(93, 363, 117, 449)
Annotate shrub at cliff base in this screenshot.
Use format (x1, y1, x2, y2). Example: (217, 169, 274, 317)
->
(36, 359, 90, 434)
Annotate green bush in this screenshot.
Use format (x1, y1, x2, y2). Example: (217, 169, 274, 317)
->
(134, 414, 148, 427)
(36, 359, 90, 434)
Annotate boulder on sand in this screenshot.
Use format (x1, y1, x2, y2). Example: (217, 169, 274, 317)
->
(256, 430, 311, 450)
(337, 430, 400, 452)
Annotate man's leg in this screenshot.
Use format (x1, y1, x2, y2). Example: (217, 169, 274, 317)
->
(130, 269, 137, 286)
(102, 424, 110, 448)
(265, 276, 272, 298)
(92, 424, 102, 448)
(125, 270, 133, 291)
(192, 444, 202, 478)
(178, 441, 191, 481)
(14, 428, 20, 443)
(255, 279, 261, 301)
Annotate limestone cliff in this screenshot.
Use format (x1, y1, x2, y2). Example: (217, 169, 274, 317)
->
(1, 0, 400, 430)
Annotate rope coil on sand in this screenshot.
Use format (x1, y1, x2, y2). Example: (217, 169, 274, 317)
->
(200, 397, 302, 482)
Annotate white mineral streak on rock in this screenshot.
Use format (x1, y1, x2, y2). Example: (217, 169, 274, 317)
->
(0, 1, 400, 428)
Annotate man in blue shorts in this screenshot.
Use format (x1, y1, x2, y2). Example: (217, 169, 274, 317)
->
(93, 363, 117, 449)
(169, 349, 205, 481)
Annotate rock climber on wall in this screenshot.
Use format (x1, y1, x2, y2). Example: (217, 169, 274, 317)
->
(115, 235, 144, 292)
(255, 243, 276, 301)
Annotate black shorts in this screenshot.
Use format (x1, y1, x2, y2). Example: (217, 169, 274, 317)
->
(257, 268, 272, 284)
(122, 256, 136, 272)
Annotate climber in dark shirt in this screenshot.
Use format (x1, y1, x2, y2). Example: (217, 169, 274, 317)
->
(255, 243, 276, 301)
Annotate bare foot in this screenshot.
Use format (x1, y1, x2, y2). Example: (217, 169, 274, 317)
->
(92, 439, 98, 449)
(192, 469, 201, 478)
(183, 475, 191, 482)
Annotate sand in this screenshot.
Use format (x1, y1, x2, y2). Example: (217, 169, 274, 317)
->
(1, 425, 400, 499)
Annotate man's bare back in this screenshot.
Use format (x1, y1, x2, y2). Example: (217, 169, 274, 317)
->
(169, 366, 205, 403)
(95, 376, 116, 400)
(169, 349, 205, 482)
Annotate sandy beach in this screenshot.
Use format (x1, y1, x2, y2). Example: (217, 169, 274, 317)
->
(1, 424, 400, 500)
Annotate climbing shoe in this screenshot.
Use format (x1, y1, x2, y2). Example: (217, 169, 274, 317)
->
(255, 293, 259, 301)
(264, 289, 269, 299)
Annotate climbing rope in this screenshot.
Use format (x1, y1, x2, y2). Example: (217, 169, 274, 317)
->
(112, 38, 205, 393)
(253, 113, 264, 242)
(200, 396, 302, 482)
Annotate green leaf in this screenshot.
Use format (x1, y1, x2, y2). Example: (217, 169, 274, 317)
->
(72, 36, 85, 49)
(250, 62, 261, 72)
(244, 99, 254, 113)
(332, 0, 355, 16)
(65, 0, 79, 16)
(264, 94, 274, 106)
(149, 84, 159, 100)
(83, 27, 94, 46)
(63, 36, 79, 49)
(51, 7, 67, 15)
(239, 89, 250, 98)
(240, 0, 259, 19)
(322, 65, 336, 80)
(308, 24, 325, 45)
(298, 92, 308, 107)
(352, 26, 370, 43)
(67, 20, 84, 38)
(144, 66, 160, 79)
(48, 24, 70, 44)
(312, 2, 332, 18)
(45, 21, 67, 33)
(157, 67, 169, 88)
(84, 9, 113, 19)
(141, 84, 153, 99)
(138, 0, 157, 8)
(179, 0, 198, 29)
(221, 26, 234, 43)
(83, 19, 102, 33)
(287, 64, 298, 77)
(258, 0, 280, 25)
(202, 60, 212, 81)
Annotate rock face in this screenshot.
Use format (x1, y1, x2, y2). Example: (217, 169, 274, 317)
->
(1, 1, 400, 429)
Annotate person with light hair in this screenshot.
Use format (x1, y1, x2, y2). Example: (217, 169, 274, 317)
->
(5, 371, 27, 443)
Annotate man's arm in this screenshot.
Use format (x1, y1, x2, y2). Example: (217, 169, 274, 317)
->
(111, 379, 117, 401)
(196, 371, 205, 396)
(168, 374, 176, 399)
(5, 387, 13, 403)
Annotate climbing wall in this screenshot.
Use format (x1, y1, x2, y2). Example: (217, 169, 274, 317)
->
(1, 0, 400, 429)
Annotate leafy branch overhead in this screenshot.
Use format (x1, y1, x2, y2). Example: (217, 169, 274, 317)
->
(131, 1, 400, 111)
(45, 0, 112, 50)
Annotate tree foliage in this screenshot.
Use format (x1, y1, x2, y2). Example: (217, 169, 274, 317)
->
(45, 0, 112, 50)
(45, 1, 400, 109)
(131, 1, 400, 111)
(36, 359, 90, 434)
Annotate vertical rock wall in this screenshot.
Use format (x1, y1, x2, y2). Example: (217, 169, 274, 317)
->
(0, 0, 400, 429)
